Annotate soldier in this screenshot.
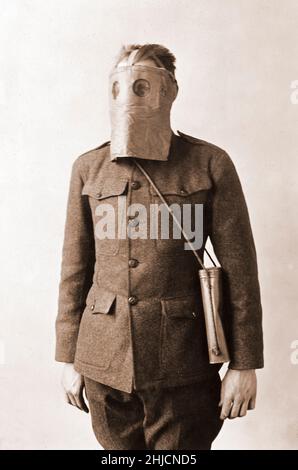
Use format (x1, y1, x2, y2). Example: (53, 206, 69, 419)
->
(55, 43, 264, 450)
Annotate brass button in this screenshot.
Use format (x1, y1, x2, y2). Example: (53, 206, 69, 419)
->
(180, 188, 187, 195)
(128, 296, 138, 305)
(131, 181, 141, 190)
(192, 311, 197, 318)
(90, 304, 95, 311)
(95, 192, 102, 199)
(128, 258, 139, 268)
(128, 218, 139, 228)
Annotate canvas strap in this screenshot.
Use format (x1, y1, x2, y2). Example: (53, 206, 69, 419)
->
(133, 158, 217, 271)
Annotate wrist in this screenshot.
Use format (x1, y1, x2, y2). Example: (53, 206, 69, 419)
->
(227, 368, 256, 377)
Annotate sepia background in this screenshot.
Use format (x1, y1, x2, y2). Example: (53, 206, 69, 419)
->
(0, 0, 297, 449)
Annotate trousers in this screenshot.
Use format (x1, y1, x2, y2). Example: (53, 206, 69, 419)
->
(84, 373, 223, 450)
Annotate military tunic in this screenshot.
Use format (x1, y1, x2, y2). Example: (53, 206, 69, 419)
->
(55, 131, 264, 393)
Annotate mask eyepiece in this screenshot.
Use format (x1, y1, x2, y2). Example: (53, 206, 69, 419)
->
(112, 81, 120, 99)
(133, 79, 151, 97)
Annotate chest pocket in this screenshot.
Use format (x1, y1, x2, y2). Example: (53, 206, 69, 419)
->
(149, 172, 212, 256)
(82, 178, 129, 256)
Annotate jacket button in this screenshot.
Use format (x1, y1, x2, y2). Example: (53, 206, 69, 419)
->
(128, 295, 138, 305)
(90, 304, 95, 311)
(131, 181, 141, 190)
(96, 192, 102, 199)
(180, 188, 187, 195)
(128, 218, 139, 227)
(128, 258, 139, 268)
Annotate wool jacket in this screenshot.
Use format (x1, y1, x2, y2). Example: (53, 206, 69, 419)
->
(55, 130, 264, 393)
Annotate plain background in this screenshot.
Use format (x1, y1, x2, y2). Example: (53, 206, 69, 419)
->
(0, 0, 297, 450)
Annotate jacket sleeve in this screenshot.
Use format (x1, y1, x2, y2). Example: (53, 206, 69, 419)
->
(209, 150, 264, 369)
(55, 157, 95, 363)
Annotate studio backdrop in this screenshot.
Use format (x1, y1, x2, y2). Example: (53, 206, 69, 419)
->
(0, 0, 297, 450)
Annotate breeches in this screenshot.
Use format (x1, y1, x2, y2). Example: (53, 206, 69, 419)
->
(84, 373, 223, 450)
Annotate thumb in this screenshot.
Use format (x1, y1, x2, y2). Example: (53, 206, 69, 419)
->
(218, 383, 225, 407)
(248, 396, 256, 410)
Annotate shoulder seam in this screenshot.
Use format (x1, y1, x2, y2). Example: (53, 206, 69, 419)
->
(77, 140, 111, 159)
(177, 130, 226, 154)
(74, 140, 110, 181)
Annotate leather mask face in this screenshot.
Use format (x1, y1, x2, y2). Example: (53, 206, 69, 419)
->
(109, 64, 178, 161)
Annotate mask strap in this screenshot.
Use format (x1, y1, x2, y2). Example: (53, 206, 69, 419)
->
(127, 49, 140, 65)
(151, 55, 165, 68)
(127, 50, 166, 70)
(126, 50, 178, 89)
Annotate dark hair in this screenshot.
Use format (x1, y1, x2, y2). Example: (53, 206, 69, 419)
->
(113, 43, 177, 77)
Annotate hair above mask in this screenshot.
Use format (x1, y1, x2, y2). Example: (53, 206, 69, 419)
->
(113, 43, 177, 78)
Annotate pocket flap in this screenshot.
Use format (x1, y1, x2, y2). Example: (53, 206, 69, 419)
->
(82, 179, 128, 200)
(149, 173, 211, 197)
(81, 183, 103, 198)
(161, 294, 200, 319)
(92, 288, 116, 314)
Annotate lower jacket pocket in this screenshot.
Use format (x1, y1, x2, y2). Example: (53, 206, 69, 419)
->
(75, 288, 117, 370)
(159, 293, 209, 375)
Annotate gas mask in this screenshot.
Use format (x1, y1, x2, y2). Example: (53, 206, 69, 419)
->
(109, 50, 178, 161)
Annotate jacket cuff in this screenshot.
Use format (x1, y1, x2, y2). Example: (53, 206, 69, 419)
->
(55, 332, 78, 363)
(228, 359, 264, 370)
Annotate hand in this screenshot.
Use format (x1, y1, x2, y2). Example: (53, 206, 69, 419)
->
(219, 369, 257, 420)
(61, 363, 89, 413)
